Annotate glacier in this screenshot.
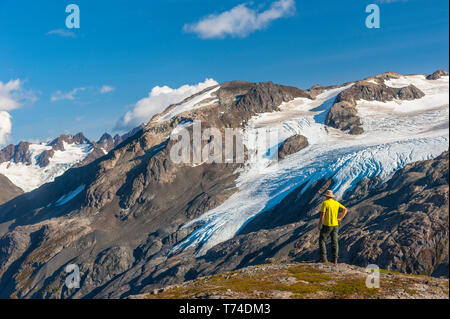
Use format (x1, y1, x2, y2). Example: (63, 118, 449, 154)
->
(172, 75, 449, 256)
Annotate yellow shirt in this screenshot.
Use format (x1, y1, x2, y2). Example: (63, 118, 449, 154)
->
(320, 198, 346, 226)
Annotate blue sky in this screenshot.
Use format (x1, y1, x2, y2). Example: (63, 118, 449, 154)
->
(0, 0, 448, 144)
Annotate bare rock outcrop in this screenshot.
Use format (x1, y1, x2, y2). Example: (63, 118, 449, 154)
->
(234, 81, 308, 114)
(326, 82, 425, 135)
(325, 101, 363, 135)
(397, 85, 426, 100)
(427, 70, 449, 80)
(335, 82, 424, 105)
(278, 135, 309, 160)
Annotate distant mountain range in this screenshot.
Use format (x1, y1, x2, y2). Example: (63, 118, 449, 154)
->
(0, 126, 143, 193)
(0, 70, 448, 299)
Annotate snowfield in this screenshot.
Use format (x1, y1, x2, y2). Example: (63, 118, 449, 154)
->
(172, 75, 449, 256)
(0, 142, 92, 192)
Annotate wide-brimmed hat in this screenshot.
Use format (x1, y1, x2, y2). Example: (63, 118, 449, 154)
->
(324, 190, 335, 198)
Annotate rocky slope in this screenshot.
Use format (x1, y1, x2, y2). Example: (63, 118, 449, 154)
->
(0, 174, 23, 205)
(130, 262, 449, 299)
(0, 70, 447, 299)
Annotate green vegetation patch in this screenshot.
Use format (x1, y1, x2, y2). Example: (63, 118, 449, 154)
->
(146, 264, 385, 299)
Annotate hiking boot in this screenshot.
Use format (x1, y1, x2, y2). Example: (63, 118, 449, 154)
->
(316, 257, 328, 263)
(332, 258, 338, 265)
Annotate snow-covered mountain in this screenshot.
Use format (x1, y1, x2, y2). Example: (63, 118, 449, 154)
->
(0, 132, 125, 192)
(0, 70, 448, 299)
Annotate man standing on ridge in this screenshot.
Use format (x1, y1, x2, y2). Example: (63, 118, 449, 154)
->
(317, 190, 348, 264)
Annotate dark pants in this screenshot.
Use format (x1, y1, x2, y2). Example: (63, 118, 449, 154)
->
(319, 225, 339, 260)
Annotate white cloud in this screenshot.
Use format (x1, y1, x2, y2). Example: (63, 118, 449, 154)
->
(0, 79, 25, 145)
(183, 0, 295, 39)
(0, 79, 22, 111)
(46, 29, 77, 38)
(115, 78, 218, 131)
(51, 87, 85, 102)
(0, 111, 12, 145)
(1, 79, 38, 145)
(100, 85, 115, 94)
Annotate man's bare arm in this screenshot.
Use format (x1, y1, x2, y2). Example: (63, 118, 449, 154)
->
(338, 208, 348, 221)
(318, 212, 325, 231)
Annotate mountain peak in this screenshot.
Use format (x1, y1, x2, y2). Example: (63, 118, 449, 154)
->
(48, 132, 90, 151)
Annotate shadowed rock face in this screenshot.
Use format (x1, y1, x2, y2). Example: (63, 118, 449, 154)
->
(36, 149, 55, 167)
(427, 70, 449, 80)
(325, 81, 425, 135)
(0, 174, 23, 204)
(278, 135, 309, 160)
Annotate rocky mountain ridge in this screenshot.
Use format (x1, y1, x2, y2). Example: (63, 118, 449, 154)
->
(0, 132, 119, 169)
(0, 126, 143, 193)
